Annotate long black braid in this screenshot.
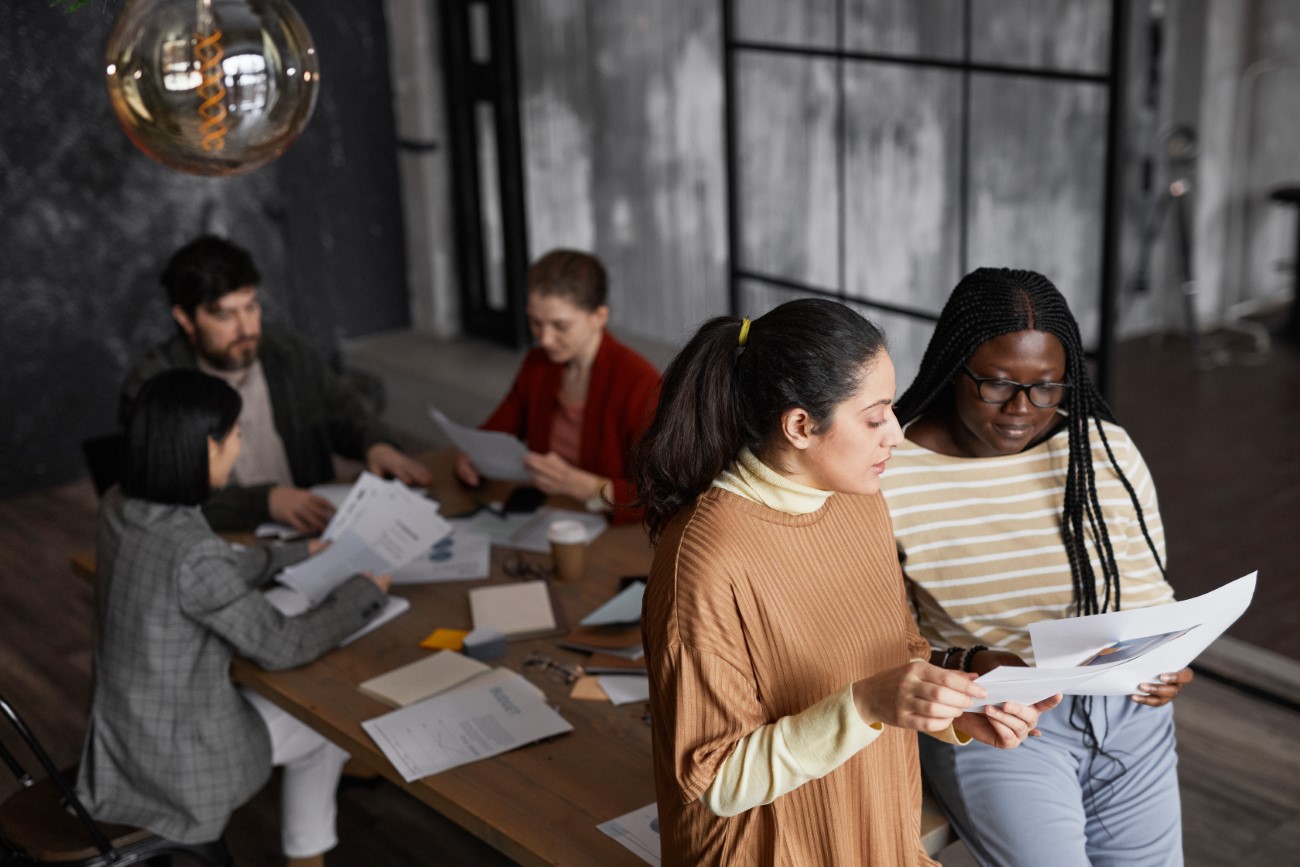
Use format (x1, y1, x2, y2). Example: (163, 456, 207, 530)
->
(896, 268, 1166, 617)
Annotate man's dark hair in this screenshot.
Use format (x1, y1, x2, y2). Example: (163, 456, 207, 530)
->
(161, 235, 261, 319)
(121, 369, 242, 506)
(527, 249, 608, 311)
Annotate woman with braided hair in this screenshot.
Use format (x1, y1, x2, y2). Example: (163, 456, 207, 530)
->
(635, 298, 1056, 865)
(880, 268, 1189, 866)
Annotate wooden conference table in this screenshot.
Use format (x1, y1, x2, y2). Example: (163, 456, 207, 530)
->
(239, 452, 657, 867)
(72, 451, 951, 865)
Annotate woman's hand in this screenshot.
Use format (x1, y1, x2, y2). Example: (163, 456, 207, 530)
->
(523, 451, 600, 502)
(852, 661, 987, 733)
(455, 451, 481, 488)
(955, 693, 1063, 749)
(269, 486, 335, 534)
(1131, 667, 1194, 707)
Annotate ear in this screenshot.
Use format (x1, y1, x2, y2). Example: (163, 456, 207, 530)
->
(778, 406, 819, 451)
(172, 305, 198, 343)
(206, 435, 219, 463)
(593, 305, 610, 329)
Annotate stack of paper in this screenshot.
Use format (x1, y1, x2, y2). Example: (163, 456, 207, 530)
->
(276, 472, 452, 607)
(358, 650, 492, 707)
(390, 530, 491, 584)
(362, 668, 573, 781)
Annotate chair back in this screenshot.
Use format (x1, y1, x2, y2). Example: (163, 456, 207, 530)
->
(0, 693, 114, 859)
(80, 433, 125, 497)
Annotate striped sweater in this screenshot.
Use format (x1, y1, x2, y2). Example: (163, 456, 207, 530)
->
(881, 420, 1173, 663)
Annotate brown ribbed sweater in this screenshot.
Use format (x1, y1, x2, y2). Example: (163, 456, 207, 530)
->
(643, 487, 936, 866)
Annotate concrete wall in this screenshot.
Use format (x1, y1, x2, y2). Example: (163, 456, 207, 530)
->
(0, 2, 409, 497)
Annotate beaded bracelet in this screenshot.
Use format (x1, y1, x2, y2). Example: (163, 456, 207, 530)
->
(960, 644, 989, 673)
(939, 646, 964, 670)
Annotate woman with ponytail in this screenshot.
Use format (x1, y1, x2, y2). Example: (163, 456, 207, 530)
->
(881, 268, 1188, 866)
(635, 298, 1056, 866)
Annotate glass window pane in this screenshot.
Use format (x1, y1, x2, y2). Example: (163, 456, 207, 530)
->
(843, 63, 963, 314)
(475, 102, 507, 312)
(844, 0, 965, 60)
(732, 0, 839, 50)
(966, 75, 1107, 347)
(970, 0, 1111, 75)
(735, 53, 840, 291)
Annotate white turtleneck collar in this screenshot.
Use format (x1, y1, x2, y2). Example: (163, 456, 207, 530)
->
(712, 446, 832, 516)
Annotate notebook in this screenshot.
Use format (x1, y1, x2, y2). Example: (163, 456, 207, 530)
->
(358, 650, 491, 708)
(468, 580, 558, 638)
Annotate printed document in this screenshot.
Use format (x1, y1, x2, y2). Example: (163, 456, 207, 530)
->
(598, 803, 661, 866)
(362, 669, 572, 781)
(430, 406, 531, 482)
(971, 572, 1256, 708)
(390, 529, 491, 584)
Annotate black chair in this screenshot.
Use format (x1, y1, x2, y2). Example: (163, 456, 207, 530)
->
(79, 434, 124, 498)
(0, 693, 231, 867)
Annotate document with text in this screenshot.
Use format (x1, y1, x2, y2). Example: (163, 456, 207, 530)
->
(971, 571, 1256, 708)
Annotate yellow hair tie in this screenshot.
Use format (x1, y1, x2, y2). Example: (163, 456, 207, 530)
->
(738, 318, 751, 348)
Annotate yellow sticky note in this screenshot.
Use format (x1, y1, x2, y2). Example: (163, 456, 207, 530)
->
(569, 676, 609, 702)
(420, 628, 469, 651)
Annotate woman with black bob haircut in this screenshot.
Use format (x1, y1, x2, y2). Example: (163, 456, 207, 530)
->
(635, 298, 1055, 866)
(880, 268, 1188, 866)
(78, 369, 390, 867)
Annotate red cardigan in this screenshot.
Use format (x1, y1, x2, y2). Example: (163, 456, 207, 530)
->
(482, 332, 661, 524)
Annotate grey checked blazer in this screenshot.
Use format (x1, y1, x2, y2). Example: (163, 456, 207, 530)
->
(76, 489, 386, 844)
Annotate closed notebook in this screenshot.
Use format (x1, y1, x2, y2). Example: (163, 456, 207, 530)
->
(358, 650, 491, 707)
(468, 580, 557, 638)
(558, 625, 644, 659)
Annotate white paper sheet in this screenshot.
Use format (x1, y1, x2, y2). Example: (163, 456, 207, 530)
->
(971, 572, 1257, 708)
(390, 530, 492, 584)
(275, 531, 390, 607)
(597, 675, 650, 706)
(580, 581, 645, 627)
(361, 669, 572, 781)
(430, 406, 531, 482)
(597, 803, 661, 866)
(445, 507, 607, 553)
(263, 585, 410, 647)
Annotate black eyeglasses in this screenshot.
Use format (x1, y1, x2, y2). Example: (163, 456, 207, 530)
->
(961, 366, 1071, 408)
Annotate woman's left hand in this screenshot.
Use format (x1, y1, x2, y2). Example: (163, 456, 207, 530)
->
(524, 451, 598, 501)
(955, 693, 1063, 749)
(1131, 667, 1194, 707)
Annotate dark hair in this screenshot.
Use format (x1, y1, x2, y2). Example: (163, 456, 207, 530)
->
(527, 249, 607, 311)
(896, 267, 1165, 616)
(633, 298, 887, 540)
(161, 235, 261, 319)
(121, 369, 242, 506)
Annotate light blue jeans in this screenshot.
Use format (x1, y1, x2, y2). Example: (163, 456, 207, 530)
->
(921, 695, 1182, 867)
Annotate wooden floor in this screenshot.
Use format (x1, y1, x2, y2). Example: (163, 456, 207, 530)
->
(3, 324, 1298, 865)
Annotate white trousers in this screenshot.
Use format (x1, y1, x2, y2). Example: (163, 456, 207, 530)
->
(243, 689, 350, 858)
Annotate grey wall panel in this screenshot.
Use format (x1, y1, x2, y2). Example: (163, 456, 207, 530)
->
(0, 2, 408, 497)
(517, 0, 726, 345)
(732, 0, 840, 49)
(843, 64, 963, 313)
(736, 279, 933, 391)
(967, 75, 1108, 346)
(971, 0, 1111, 74)
(845, 0, 965, 58)
(735, 53, 840, 290)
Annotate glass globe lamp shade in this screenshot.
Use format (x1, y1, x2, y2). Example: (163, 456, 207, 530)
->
(105, 0, 320, 176)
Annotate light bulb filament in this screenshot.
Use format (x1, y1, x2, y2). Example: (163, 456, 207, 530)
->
(194, 29, 228, 152)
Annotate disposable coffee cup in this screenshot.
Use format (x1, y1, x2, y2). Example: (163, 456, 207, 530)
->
(547, 519, 588, 582)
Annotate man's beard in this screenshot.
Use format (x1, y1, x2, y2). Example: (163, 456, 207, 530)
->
(199, 336, 260, 371)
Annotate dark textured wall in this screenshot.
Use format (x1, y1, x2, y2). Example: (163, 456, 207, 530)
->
(0, 2, 408, 497)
